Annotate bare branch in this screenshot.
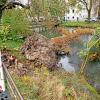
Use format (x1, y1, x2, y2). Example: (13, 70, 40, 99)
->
(1, 1, 30, 10)
(78, 0, 88, 10)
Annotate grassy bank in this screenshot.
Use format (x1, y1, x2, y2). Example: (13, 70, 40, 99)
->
(62, 21, 100, 28)
(11, 68, 100, 100)
(0, 40, 22, 50)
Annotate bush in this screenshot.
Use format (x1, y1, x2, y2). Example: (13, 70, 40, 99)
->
(2, 8, 31, 36)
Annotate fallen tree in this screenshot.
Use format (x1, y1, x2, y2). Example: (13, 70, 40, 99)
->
(21, 33, 58, 70)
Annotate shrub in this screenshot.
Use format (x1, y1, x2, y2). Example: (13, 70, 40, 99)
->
(2, 8, 31, 36)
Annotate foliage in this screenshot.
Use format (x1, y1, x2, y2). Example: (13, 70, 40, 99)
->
(0, 25, 10, 41)
(2, 8, 30, 35)
(80, 27, 100, 74)
(48, 0, 66, 17)
(0, 8, 31, 48)
(0, 24, 24, 50)
(0, 0, 7, 4)
(68, 0, 77, 6)
(31, 0, 66, 18)
(40, 31, 61, 38)
(0, 39, 23, 50)
(29, 0, 67, 32)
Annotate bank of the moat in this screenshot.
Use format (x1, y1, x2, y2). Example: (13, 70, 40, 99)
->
(56, 27, 100, 94)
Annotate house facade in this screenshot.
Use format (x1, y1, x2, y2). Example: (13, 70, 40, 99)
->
(64, 6, 88, 21)
(64, 2, 97, 21)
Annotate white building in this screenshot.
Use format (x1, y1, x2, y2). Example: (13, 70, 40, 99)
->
(64, 2, 97, 21)
(64, 6, 88, 21)
(8, 0, 30, 6)
(18, 0, 29, 5)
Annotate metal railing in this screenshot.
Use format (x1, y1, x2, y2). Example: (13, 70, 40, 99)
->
(0, 51, 24, 100)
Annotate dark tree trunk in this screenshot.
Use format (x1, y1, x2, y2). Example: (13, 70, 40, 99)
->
(0, 5, 3, 23)
(0, 10, 2, 23)
(97, 5, 100, 20)
(87, 10, 91, 22)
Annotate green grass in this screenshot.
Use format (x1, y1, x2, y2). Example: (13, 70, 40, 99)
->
(40, 31, 61, 38)
(0, 39, 23, 50)
(62, 21, 100, 28)
(0, 39, 27, 62)
(12, 74, 39, 100)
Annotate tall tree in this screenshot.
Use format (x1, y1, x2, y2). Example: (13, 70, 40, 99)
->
(98, 7, 100, 20)
(91, 0, 100, 21)
(97, 0, 100, 20)
(78, 0, 93, 21)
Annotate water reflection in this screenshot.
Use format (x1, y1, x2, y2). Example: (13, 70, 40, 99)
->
(58, 35, 92, 72)
(58, 55, 75, 73)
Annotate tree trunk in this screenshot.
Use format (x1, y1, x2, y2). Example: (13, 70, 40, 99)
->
(0, 6, 3, 23)
(87, 0, 92, 22)
(97, 5, 100, 20)
(87, 10, 91, 22)
(0, 11, 2, 23)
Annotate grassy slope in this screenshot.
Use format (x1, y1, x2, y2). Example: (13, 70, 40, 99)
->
(11, 68, 100, 100)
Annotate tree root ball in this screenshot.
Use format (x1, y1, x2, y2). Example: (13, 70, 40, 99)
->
(20, 33, 58, 70)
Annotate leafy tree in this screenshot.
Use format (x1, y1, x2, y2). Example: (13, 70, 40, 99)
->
(30, 0, 67, 32)
(77, 0, 100, 21)
(48, 0, 66, 18)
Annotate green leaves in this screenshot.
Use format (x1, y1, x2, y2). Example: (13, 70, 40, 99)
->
(2, 9, 30, 35)
(68, 0, 77, 6)
(0, 0, 7, 4)
(48, 0, 66, 17)
(0, 25, 10, 41)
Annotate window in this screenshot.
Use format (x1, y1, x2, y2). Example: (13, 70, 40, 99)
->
(77, 17, 79, 21)
(67, 10, 70, 14)
(72, 9, 75, 13)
